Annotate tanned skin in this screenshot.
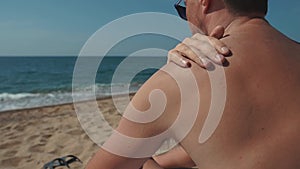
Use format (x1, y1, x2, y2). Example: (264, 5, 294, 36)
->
(86, 0, 300, 168)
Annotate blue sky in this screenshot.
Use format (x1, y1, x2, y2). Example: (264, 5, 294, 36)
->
(0, 0, 299, 56)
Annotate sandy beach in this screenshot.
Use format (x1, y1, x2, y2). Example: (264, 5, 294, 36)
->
(0, 94, 133, 169)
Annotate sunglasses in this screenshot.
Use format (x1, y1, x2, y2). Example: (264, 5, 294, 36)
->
(174, 0, 187, 21)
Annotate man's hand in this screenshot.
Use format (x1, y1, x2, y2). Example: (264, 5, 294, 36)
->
(168, 26, 231, 68)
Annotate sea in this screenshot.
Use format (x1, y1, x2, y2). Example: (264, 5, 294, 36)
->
(0, 56, 167, 112)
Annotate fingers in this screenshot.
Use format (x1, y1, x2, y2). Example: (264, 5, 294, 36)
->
(168, 50, 191, 68)
(192, 33, 230, 56)
(176, 43, 201, 65)
(183, 37, 223, 65)
(168, 27, 231, 69)
(209, 25, 231, 56)
(209, 25, 225, 39)
(207, 36, 230, 56)
(168, 43, 211, 68)
(187, 45, 212, 68)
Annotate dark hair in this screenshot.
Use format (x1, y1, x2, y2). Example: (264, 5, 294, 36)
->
(224, 0, 268, 16)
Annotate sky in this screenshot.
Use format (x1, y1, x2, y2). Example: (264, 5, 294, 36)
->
(0, 0, 299, 56)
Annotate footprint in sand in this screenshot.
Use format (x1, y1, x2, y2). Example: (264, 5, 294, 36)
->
(3, 131, 14, 138)
(7, 134, 19, 140)
(66, 129, 83, 135)
(42, 134, 53, 139)
(3, 150, 18, 157)
(4, 126, 12, 130)
(28, 144, 45, 153)
(26, 134, 39, 141)
(1, 156, 23, 167)
(0, 141, 22, 149)
(39, 134, 52, 144)
(12, 124, 26, 132)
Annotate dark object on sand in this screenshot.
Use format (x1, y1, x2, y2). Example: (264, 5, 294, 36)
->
(43, 155, 82, 169)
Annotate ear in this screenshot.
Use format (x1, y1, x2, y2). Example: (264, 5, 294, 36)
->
(199, 0, 211, 14)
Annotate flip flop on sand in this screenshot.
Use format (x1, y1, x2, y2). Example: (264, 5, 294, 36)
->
(43, 155, 82, 169)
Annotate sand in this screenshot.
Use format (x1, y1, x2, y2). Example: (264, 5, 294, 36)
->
(0, 94, 133, 169)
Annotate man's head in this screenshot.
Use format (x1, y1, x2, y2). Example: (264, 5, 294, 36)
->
(224, 0, 268, 16)
(186, 0, 268, 34)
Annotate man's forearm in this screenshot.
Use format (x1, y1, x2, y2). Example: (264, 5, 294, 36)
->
(142, 158, 164, 169)
(152, 146, 196, 168)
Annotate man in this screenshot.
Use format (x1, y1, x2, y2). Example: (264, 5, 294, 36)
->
(86, 0, 300, 168)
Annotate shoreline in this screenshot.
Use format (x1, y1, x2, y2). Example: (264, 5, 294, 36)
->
(0, 92, 137, 114)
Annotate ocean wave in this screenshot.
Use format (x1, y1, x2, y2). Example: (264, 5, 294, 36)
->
(0, 83, 142, 112)
(0, 93, 39, 101)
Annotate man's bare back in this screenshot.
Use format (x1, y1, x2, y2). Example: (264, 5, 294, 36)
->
(86, 19, 299, 169)
(86, 1, 300, 168)
(176, 18, 300, 169)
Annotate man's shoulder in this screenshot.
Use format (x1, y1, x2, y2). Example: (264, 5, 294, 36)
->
(131, 63, 182, 109)
(131, 62, 208, 111)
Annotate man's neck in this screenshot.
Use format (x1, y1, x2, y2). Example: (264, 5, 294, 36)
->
(204, 10, 265, 36)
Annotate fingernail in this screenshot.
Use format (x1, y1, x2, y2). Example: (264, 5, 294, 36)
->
(201, 58, 210, 67)
(186, 62, 192, 68)
(181, 59, 189, 67)
(221, 47, 229, 53)
(215, 54, 223, 62)
(182, 60, 191, 68)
